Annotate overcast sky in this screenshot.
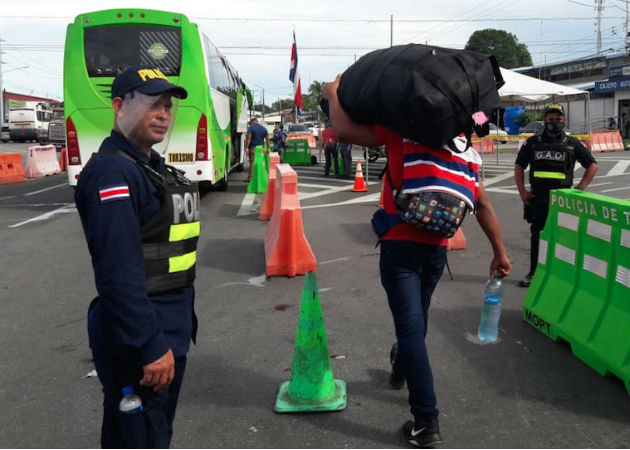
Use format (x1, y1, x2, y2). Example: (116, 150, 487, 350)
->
(1, 0, 628, 104)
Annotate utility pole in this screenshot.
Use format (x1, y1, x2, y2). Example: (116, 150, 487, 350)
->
(595, 0, 604, 53)
(390, 14, 393, 47)
(262, 88, 265, 121)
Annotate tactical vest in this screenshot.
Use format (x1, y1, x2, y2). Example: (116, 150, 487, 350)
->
(140, 164, 200, 295)
(93, 148, 200, 295)
(529, 135, 573, 192)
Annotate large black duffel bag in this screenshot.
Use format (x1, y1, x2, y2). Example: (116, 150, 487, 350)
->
(333, 44, 504, 149)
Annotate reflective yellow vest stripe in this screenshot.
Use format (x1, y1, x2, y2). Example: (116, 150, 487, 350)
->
(169, 221, 200, 242)
(533, 171, 566, 180)
(169, 251, 197, 273)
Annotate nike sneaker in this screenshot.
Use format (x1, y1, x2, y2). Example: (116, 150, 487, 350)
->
(403, 418, 443, 448)
(519, 272, 533, 287)
(389, 343, 405, 389)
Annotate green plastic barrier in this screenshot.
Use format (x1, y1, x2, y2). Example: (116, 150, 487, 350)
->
(283, 139, 312, 165)
(523, 189, 630, 393)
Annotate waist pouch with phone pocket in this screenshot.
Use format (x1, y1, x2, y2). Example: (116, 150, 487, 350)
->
(382, 139, 479, 239)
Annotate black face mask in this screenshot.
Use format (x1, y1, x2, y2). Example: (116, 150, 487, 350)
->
(545, 121, 564, 135)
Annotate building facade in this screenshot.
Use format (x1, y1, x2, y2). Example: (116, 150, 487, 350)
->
(517, 51, 630, 136)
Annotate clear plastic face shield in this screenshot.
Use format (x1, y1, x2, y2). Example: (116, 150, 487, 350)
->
(114, 91, 180, 153)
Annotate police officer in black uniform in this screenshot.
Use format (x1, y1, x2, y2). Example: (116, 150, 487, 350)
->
(75, 66, 198, 448)
(514, 103, 598, 287)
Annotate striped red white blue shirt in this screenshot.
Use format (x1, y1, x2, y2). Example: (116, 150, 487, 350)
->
(401, 136, 481, 210)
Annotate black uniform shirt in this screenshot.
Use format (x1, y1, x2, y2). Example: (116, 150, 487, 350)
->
(75, 131, 195, 365)
(516, 132, 597, 194)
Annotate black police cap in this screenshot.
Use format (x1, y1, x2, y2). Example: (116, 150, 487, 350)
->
(111, 65, 188, 100)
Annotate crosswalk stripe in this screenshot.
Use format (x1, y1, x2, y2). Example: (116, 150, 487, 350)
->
(606, 160, 630, 177)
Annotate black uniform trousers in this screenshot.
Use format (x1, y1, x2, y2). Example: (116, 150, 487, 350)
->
(523, 194, 550, 274)
(89, 298, 187, 449)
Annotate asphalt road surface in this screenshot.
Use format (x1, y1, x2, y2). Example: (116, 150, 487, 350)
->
(1, 142, 629, 448)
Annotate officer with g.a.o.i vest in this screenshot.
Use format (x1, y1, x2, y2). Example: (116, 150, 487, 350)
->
(514, 103, 598, 287)
(75, 66, 198, 448)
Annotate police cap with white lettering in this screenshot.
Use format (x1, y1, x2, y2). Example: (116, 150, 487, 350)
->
(112, 65, 188, 100)
(544, 103, 564, 116)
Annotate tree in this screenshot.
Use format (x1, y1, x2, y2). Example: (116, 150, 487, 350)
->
(271, 98, 293, 112)
(465, 29, 532, 69)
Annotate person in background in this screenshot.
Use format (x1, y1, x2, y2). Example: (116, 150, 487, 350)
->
(338, 141, 353, 178)
(245, 117, 269, 182)
(514, 103, 598, 287)
(323, 75, 512, 448)
(271, 127, 286, 159)
(320, 121, 339, 177)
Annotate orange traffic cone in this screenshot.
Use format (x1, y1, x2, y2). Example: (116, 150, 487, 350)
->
(59, 148, 68, 172)
(447, 228, 466, 250)
(351, 159, 368, 192)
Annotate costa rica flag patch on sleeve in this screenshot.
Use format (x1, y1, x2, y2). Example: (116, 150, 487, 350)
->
(99, 185, 130, 203)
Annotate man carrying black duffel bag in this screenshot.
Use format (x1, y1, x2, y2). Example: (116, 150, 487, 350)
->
(323, 74, 512, 448)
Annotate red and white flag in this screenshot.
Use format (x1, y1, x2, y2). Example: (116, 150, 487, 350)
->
(289, 31, 302, 114)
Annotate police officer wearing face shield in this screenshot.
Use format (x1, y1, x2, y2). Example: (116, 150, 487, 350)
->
(75, 66, 198, 448)
(514, 104, 598, 287)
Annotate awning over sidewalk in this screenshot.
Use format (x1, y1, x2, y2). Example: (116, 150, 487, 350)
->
(498, 68, 587, 103)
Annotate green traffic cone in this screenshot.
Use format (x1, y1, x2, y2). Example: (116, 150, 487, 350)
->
(247, 145, 269, 194)
(337, 153, 344, 176)
(275, 272, 347, 413)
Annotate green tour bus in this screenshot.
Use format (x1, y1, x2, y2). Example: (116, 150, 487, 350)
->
(63, 8, 253, 189)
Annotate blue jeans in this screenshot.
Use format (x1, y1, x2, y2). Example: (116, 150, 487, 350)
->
(379, 240, 447, 421)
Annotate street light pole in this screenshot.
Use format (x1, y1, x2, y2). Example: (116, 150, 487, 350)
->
(390, 15, 393, 47)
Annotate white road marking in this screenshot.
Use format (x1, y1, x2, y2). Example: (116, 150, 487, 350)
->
(23, 183, 67, 196)
(485, 187, 519, 195)
(601, 186, 630, 193)
(606, 161, 630, 177)
(320, 257, 350, 265)
(482, 171, 518, 187)
(237, 193, 257, 216)
(302, 193, 381, 209)
(299, 183, 342, 189)
(299, 183, 356, 200)
(217, 273, 267, 288)
(8, 204, 76, 228)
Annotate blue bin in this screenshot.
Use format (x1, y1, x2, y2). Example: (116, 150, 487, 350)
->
(504, 107, 525, 135)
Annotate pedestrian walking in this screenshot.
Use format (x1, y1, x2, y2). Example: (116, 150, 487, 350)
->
(74, 66, 198, 448)
(322, 75, 512, 448)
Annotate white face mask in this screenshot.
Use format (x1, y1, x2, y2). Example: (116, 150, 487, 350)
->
(115, 91, 179, 149)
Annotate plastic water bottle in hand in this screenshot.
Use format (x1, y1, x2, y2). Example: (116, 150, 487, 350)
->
(119, 385, 143, 414)
(478, 271, 503, 342)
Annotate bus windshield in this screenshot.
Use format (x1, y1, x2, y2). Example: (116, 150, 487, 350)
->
(84, 25, 181, 77)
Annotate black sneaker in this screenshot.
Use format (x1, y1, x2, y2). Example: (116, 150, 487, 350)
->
(402, 419, 443, 448)
(389, 343, 405, 389)
(519, 272, 533, 287)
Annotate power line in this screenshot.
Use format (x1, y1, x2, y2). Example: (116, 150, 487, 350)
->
(0, 14, 626, 23)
